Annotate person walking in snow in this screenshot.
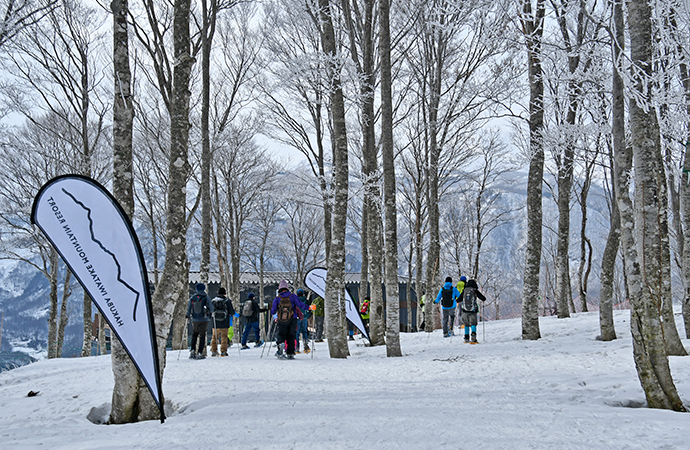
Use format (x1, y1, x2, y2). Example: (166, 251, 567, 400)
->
(271, 280, 307, 359)
(187, 283, 213, 359)
(210, 287, 239, 357)
(295, 289, 311, 354)
(459, 278, 486, 344)
(240, 292, 267, 349)
(455, 276, 467, 331)
(360, 297, 370, 336)
(312, 295, 325, 342)
(434, 276, 462, 338)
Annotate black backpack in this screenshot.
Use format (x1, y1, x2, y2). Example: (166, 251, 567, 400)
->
(441, 287, 454, 308)
(277, 297, 293, 323)
(212, 298, 227, 321)
(192, 294, 206, 315)
(463, 287, 477, 312)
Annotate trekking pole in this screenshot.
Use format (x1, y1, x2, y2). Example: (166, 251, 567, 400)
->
(482, 301, 485, 342)
(261, 319, 275, 359)
(177, 319, 188, 360)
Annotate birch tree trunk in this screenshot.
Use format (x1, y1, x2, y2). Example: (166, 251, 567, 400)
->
(56, 269, 72, 357)
(199, 0, 213, 286)
(520, 0, 545, 340)
(109, 0, 157, 423)
(47, 247, 59, 359)
(626, 0, 686, 411)
(380, 0, 401, 356)
(319, 0, 349, 358)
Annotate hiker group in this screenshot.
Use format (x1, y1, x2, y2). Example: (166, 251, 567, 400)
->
(186, 275, 485, 358)
(434, 275, 486, 344)
(186, 280, 321, 360)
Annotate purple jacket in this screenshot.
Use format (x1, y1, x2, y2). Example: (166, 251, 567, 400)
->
(271, 291, 307, 320)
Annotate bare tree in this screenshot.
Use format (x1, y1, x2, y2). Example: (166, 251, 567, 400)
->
(624, 0, 685, 411)
(0, 0, 57, 49)
(319, 0, 350, 358)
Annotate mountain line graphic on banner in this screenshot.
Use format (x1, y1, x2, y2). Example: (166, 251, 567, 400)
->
(30, 174, 164, 422)
(304, 267, 369, 341)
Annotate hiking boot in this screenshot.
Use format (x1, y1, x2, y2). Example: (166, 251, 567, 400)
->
(220, 352, 228, 357)
(464, 335, 470, 343)
(254, 340, 263, 348)
(348, 335, 355, 341)
(304, 345, 310, 354)
(286, 354, 295, 360)
(275, 346, 283, 357)
(211, 351, 219, 357)
(295, 349, 302, 354)
(189, 350, 196, 359)
(241, 344, 250, 350)
(196, 353, 206, 360)
(470, 332, 477, 344)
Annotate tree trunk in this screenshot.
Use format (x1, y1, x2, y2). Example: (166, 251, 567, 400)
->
(56, 269, 72, 357)
(109, 0, 157, 423)
(380, 0, 401, 356)
(599, 100, 620, 345)
(319, 0, 349, 358)
(47, 247, 59, 359)
(626, 0, 686, 411)
(679, 22, 690, 338)
(81, 292, 92, 357)
(520, 0, 545, 340)
(199, 0, 216, 286)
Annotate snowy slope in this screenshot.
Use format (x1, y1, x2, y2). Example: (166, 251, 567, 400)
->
(0, 309, 689, 450)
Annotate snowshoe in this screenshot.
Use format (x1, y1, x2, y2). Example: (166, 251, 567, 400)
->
(470, 332, 478, 344)
(189, 350, 197, 359)
(220, 352, 228, 357)
(304, 346, 311, 354)
(211, 351, 219, 357)
(463, 335, 470, 344)
(254, 340, 264, 348)
(241, 344, 250, 350)
(196, 353, 206, 359)
(286, 354, 295, 360)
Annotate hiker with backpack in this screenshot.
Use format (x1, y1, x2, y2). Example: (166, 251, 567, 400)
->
(210, 287, 239, 357)
(186, 283, 214, 359)
(434, 276, 462, 338)
(240, 292, 267, 349)
(270, 279, 307, 359)
(459, 278, 486, 344)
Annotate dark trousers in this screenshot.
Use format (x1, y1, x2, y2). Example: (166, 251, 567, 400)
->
(276, 318, 298, 355)
(191, 321, 208, 353)
(241, 321, 261, 345)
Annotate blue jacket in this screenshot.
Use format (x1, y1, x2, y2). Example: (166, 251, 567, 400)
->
(434, 282, 461, 310)
(187, 292, 213, 322)
(271, 291, 307, 320)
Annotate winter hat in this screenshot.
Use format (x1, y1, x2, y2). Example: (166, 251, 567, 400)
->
(297, 289, 305, 296)
(460, 276, 467, 282)
(445, 276, 452, 283)
(278, 279, 289, 292)
(196, 283, 206, 292)
(247, 292, 255, 299)
(218, 287, 226, 296)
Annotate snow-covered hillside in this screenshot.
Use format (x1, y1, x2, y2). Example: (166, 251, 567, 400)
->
(1, 309, 688, 449)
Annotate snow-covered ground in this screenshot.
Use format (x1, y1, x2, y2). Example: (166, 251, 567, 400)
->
(1, 309, 689, 449)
